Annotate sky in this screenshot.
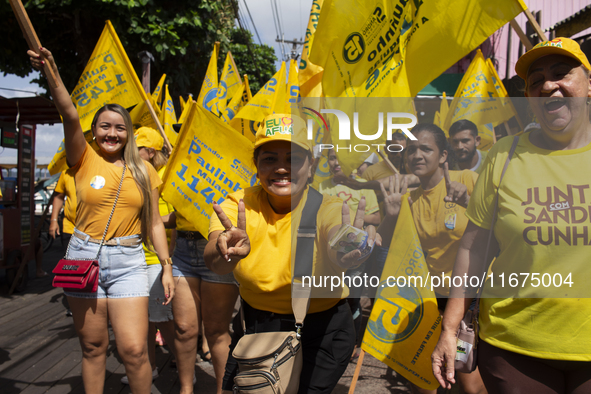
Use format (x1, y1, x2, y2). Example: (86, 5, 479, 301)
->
(0, 0, 313, 163)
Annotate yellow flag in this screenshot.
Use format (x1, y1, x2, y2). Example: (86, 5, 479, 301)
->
(178, 98, 193, 125)
(433, 110, 441, 128)
(299, 0, 324, 97)
(362, 199, 441, 390)
(129, 95, 161, 130)
(286, 60, 300, 114)
(218, 51, 241, 113)
(309, 0, 526, 98)
(243, 75, 253, 103)
(221, 83, 245, 123)
(48, 20, 147, 175)
(197, 44, 220, 115)
(438, 92, 450, 131)
(230, 62, 287, 142)
(445, 50, 517, 150)
(152, 74, 166, 107)
(161, 102, 258, 236)
(159, 85, 178, 146)
(179, 95, 186, 113)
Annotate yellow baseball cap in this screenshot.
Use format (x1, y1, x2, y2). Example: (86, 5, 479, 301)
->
(135, 127, 163, 150)
(515, 37, 591, 80)
(254, 114, 313, 153)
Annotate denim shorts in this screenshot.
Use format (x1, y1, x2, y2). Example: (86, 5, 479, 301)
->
(64, 229, 149, 299)
(147, 263, 174, 322)
(172, 237, 236, 284)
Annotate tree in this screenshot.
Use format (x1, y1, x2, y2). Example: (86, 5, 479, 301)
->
(1, 0, 276, 106)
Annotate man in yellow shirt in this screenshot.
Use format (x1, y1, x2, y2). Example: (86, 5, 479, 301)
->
(448, 119, 488, 174)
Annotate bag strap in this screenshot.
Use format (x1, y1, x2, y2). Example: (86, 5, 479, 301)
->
(291, 187, 323, 332)
(475, 136, 519, 312)
(65, 163, 127, 260)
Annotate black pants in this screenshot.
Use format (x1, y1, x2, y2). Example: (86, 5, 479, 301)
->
(478, 340, 591, 394)
(223, 299, 355, 394)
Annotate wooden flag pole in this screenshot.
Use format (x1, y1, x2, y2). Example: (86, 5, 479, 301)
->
(377, 150, 400, 175)
(523, 9, 548, 42)
(145, 99, 173, 152)
(509, 19, 533, 51)
(348, 349, 365, 394)
(9, 0, 59, 89)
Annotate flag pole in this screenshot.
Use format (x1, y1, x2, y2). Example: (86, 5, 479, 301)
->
(9, 0, 59, 88)
(523, 9, 548, 41)
(509, 19, 533, 51)
(348, 349, 365, 394)
(377, 150, 400, 175)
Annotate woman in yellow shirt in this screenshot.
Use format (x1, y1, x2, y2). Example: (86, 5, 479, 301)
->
(432, 38, 591, 393)
(378, 123, 485, 394)
(205, 114, 379, 393)
(29, 48, 174, 394)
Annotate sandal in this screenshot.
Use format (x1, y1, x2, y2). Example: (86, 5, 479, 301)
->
(198, 350, 212, 363)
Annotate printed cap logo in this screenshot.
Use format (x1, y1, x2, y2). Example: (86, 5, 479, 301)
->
(265, 117, 293, 136)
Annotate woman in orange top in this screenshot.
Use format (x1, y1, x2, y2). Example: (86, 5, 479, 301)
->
(29, 48, 174, 394)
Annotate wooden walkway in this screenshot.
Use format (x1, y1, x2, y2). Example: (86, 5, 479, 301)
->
(0, 241, 417, 393)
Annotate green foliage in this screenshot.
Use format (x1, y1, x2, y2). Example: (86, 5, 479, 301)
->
(1, 0, 276, 107)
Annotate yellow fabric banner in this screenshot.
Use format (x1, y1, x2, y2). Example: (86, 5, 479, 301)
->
(299, 0, 324, 98)
(152, 74, 166, 107)
(438, 92, 449, 131)
(129, 95, 161, 130)
(230, 62, 287, 142)
(285, 59, 300, 114)
(161, 102, 258, 237)
(197, 45, 220, 116)
(309, 0, 525, 98)
(178, 98, 193, 125)
(218, 51, 242, 114)
(221, 83, 245, 123)
(160, 84, 178, 146)
(445, 49, 516, 150)
(361, 199, 441, 390)
(48, 20, 146, 175)
(179, 95, 186, 113)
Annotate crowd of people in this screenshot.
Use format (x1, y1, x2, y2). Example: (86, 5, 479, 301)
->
(31, 35, 591, 394)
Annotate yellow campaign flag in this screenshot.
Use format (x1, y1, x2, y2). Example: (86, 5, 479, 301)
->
(218, 51, 242, 114)
(299, 0, 324, 98)
(243, 75, 253, 103)
(48, 20, 147, 175)
(221, 83, 245, 123)
(230, 62, 287, 142)
(445, 50, 516, 150)
(129, 95, 161, 130)
(309, 0, 525, 98)
(179, 95, 186, 113)
(161, 102, 258, 236)
(433, 110, 441, 128)
(152, 74, 166, 107)
(160, 84, 178, 146)
(286, 59, 300, 114)
(361, 199, 441, 390)
(178, 98, 194, 125)
(197, 44, 220, 116)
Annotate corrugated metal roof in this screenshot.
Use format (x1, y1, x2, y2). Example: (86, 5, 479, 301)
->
(546, 4, 591, 31)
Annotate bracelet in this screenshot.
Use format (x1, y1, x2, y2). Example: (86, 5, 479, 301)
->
(161, 257, 173, 266)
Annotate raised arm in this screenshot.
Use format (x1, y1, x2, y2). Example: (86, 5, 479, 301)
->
(376, 174, 408, 248)
(431, 220, 499, 389)
(28, 48, 86, 166)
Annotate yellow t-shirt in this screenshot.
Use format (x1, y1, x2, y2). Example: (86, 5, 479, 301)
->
(409, 170, 478, 296)
(72, 144, 162, 240)
(318, 178, 380, 218)
(54, 168, 77, 234)
(209, 186, 347, 314)
(467, 132, 591, 361)
(144, 166, 175, 265)
(361, 160, 395, 181)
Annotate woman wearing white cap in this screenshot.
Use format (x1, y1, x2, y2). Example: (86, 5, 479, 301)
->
(432, 37, 591, 393)
(205, 114, 380, 393)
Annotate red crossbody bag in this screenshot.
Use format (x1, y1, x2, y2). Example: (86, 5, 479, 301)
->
(52, 164, 126, 292)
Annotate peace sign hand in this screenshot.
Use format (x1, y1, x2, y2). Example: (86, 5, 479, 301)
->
(380, 174, 408, 218)
(212, 200, 250, 262)
(339, 197, 381, 269)
(443, 163, 470, 208)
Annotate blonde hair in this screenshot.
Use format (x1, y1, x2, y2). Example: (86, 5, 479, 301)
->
(150, 148, 169, 171)
(91, 104, 154, 248)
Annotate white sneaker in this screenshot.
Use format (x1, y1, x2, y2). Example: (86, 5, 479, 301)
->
(121, 367, 158, 385)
